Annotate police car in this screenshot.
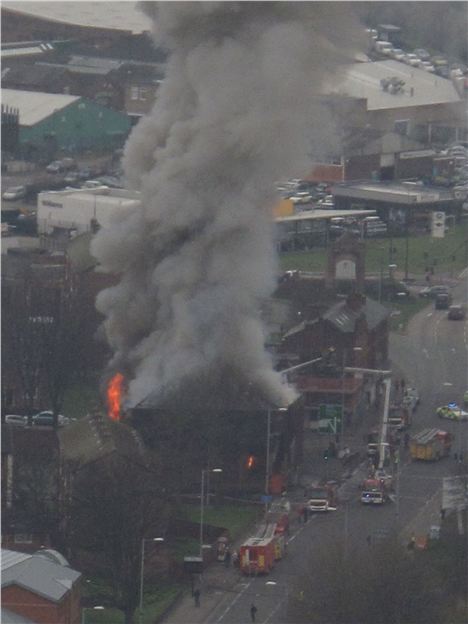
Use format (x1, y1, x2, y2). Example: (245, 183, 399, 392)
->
(436, 403, 468, 421)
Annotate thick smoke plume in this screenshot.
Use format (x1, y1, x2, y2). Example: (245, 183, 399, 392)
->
(91, 2, 364, 408)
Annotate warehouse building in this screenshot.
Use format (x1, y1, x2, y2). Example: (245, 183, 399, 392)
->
(2, 88, 131, 158)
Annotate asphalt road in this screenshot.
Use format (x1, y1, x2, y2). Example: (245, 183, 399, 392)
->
(195, 276, 468, 624)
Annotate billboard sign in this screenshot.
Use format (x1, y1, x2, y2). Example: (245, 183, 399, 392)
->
(431, 211, 446, 238)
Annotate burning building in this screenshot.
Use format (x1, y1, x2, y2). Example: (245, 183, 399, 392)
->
(90, 3, 364, 480)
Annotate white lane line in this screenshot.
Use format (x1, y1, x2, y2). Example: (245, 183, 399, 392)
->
(426, 312, 433, 318)
(422, 348, 429, 359)
(443, 382, 453, 386)
(216, 579, 252, 622)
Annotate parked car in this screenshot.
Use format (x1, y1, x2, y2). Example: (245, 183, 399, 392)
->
(2, 185, 27, 201)
(404, 53, 421, 67)
(46, 160, 65, 174)
(448, 304, 466, 320)
(4, 415, 27, 427)
(32, 411, 67, 427)
(414, 48, 431, 61)
(391, 48, 406, 62)
(374, 41, 394, 56)
(420, 61, 435, 73)
(64, 171, 80, 184)
(418, 284, 450, 298)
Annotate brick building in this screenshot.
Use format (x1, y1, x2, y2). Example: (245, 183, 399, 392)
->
(1, 548, 81, 624)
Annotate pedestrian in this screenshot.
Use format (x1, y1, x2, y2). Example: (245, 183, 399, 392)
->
(407, 535, 416, 551)
(224, 547, 231, 568)
(193, 588, 201, 607)
(395, 379, 400, 393)
(232, 549, 239, 568)
(400, 378, 406, 391)
(366, 534, 372, 546)
(440, 507, 446, 521)
(250, 603, 258, 622)
(404, 433, 410, 449)
(303, 505, 309, 524)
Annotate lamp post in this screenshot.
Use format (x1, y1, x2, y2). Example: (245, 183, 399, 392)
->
(200, 468, 222, 557)
(139, 537, 164, 624)
(265, 407, 288, 512)
(81, 606, 104, 624)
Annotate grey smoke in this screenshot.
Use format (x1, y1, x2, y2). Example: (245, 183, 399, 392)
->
(91, 2, 364, 408)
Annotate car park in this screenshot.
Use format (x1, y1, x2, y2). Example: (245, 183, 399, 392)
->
(2, 185, 27, 201)
(447, 305, 465, 320)
(4, 415, 27, 427)
(437, 404, 468, 421)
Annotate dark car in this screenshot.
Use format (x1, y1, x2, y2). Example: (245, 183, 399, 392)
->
(448, 305, 466, 320)
(366, 279, 410, 300)
(435, 293, 452, 309)
(419, 285, 450, 298)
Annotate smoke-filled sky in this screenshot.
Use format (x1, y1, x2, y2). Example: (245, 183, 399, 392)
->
(91, 2, 364, 409)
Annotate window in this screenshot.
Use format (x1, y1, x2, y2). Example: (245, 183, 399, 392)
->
(394, 119, 409, 136)
(14, 533, 33, 544)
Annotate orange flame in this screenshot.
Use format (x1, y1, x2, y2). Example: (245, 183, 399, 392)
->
(246, 455, 255, 469)
(107, 373, 124, 421)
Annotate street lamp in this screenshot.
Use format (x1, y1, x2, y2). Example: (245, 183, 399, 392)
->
(200, 468, 222, 557)
(265, 407, 288, 512)
(81, 606, 104, 624)
(139, 537, 164, 624)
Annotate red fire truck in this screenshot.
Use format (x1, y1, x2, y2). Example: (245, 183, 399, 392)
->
(239, 523, 286, 575)
(360, 476, 391, 505)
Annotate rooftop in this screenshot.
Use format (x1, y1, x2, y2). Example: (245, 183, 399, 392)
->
(2, 2, 151, 35)
(2, 89, 80, 126)
(331, 180, 455, 205)
(1, 549, 81, 603)
(334, 60, 461, 110)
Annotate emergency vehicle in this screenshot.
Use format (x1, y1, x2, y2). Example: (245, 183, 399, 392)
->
(360, 476, 391, 505)
(239, 522, 286, 575)
(410, 428, 452, 461)
(306, 482, 338, 512)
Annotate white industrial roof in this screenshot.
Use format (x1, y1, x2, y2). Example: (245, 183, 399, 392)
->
(2, 2, 151, 34)
(1, 549, 81, 603)
(2, 89, 80, 126)
(335, 60, 461, 110)
(276, 209, 375, 223)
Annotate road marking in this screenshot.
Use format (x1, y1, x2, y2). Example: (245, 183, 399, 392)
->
(216, 579, 252, 622)
(422, 348, 429, 358)
(443, 382, 453, 386)
(426, 312, 433, 318)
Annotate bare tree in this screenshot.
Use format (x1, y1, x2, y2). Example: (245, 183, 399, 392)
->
(67, 454, 168, 624)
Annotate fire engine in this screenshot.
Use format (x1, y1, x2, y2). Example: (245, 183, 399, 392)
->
(360, 476, 392, 505)
(306, 482, 338, 512)
(410, 428, 452, 461)
(239, 521, 287, 575)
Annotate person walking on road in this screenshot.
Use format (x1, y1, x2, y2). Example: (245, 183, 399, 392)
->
(193, 588, 201, 607)
(224, 547, 231, 568)
(250, 603, 258, 622)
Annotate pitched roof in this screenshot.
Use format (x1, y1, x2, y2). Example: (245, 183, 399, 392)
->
(2, 2, 151, 35)
(59, 412, 147, 466)
(1, 549, 81, 603)
(323, 297, 389, 333)
(334, 60, 461, 110)
(1, 89, 80, 126)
